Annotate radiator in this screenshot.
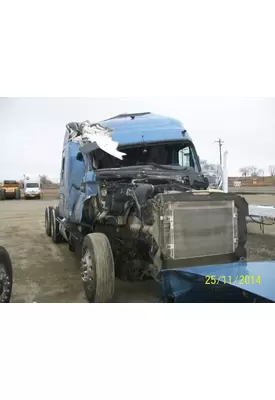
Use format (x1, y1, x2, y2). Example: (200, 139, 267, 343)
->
(163, 200, 238, 260)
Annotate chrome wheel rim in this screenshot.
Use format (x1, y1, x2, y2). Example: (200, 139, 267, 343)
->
(80, 249, 96, 294)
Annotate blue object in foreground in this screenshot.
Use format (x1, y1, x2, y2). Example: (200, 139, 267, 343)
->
(158, 261, 275, 303)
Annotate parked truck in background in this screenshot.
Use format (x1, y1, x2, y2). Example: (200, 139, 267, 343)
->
(0, 180, 21, 200)
(23, 175, 41, 199)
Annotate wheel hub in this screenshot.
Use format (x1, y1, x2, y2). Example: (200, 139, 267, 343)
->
(80, 250, 95, 290)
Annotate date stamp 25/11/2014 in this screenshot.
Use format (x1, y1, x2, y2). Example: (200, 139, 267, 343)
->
(205, 275, 261, 285)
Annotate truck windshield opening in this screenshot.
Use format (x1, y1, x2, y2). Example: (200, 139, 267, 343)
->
(92, 142, 200, 172)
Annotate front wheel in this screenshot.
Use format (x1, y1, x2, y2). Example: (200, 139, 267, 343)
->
(80, 233, 115, 303)
(0, 246, 13, 303)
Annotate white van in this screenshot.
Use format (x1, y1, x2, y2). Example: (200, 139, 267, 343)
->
(24, 176, 41, 199)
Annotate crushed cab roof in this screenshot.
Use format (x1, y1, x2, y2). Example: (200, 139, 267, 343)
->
(65, 113, 193, 151)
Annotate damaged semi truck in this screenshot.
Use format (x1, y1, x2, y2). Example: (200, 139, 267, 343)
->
(45, 112, 248, 302)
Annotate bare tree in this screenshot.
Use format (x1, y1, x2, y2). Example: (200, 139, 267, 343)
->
(200, 159, 210, 171)
(40, 175, 53, 185)
(249, 166, 263, 177)
(239, 167, 251, 177)
(258, 169, 264, 177)
(268, 165, 275, 176)
(200, 159, 219, 174)
(239, 166, 264, 177)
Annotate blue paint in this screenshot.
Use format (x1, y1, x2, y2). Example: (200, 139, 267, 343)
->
(159, 262, 275, 302)
(83, 170, 98, 197)
(59, 140, 85, 220)
(101, 113, 191, 146)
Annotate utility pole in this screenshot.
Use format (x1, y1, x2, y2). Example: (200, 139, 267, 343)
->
(215, 138, 224, 166)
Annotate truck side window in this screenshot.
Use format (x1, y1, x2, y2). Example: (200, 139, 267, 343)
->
(179, 146, 191, 167)
(60, 156, 65, 183)
(179, 145, 198, 171)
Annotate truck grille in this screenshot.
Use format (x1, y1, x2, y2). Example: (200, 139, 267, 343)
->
(163, 200, 238, 260)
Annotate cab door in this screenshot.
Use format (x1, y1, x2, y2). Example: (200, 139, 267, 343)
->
(59, 149, 66, 217)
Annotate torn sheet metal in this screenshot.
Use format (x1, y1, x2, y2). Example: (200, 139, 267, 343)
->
(68, 121, 126, 160)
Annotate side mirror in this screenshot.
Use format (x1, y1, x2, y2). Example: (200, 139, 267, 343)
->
(76, 152, 84, 162)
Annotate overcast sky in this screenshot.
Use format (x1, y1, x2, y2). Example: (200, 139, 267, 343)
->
(0, 97, 274, 181)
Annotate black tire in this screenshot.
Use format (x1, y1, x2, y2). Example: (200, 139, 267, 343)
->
(81, 233, 115, 303)
(0, 246, 13, 303)
(50, 207, 63, 243)
(15, 188, 21, 200)
(45, 206, 53, 237)
(0, 189, 6, 201)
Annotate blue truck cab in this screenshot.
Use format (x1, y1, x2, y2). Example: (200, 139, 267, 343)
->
(45, 112, 248, 303)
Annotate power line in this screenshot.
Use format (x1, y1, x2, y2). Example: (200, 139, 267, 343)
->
(215, 138, 224, 166)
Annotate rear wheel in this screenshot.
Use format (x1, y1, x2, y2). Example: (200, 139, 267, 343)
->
(50, 207, 63, 243)
(0, 189, 6, 200)
(45, 206, 53, 237)
(80, 233, 115, 303)
(0, 246, 13, 303)
(15, 188, 21, 200)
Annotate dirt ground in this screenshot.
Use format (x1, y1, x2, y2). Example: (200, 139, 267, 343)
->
(0, 193, 275, 303)
(0, 198, 159, 302)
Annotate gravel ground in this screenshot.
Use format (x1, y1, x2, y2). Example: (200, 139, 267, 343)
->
(0, 195, 274, 303)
